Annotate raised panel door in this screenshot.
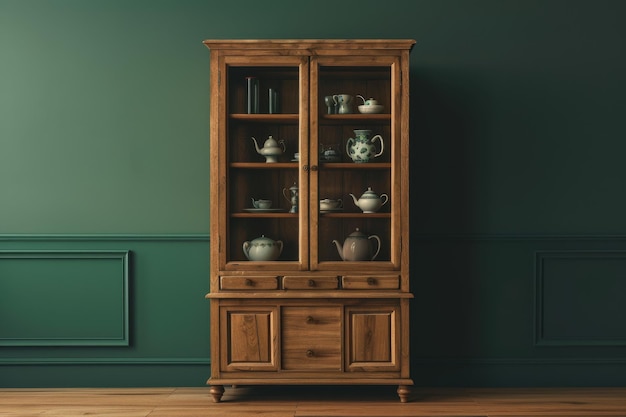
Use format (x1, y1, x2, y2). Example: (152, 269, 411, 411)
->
(220, 306, 278, 371)
(346, 305, 400, 372)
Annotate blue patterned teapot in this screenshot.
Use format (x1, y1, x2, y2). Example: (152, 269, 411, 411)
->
(346, 129, 384, 163)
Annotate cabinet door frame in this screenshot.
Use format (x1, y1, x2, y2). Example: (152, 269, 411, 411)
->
(212, 54, 310, 272)
(308, 55, 405, 271)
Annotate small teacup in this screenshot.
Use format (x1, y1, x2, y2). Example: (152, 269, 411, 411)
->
(319, 198, 342, 211)
(252, 198, 272, 209)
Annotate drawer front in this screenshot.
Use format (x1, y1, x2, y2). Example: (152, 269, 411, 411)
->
(282, 275, 338, 290)
(341, 275, 400, 290)
(281, 307, 341, 370)
(220, 276, 278, 290)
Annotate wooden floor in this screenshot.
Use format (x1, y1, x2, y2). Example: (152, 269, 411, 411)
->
(0, 386, 625, 416)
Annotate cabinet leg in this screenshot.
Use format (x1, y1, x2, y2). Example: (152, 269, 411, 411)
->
(209, 385, 225, 403)
(397, 385, 411, 403)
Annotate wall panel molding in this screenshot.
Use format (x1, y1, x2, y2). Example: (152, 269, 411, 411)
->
(414, 233, 626, 241)
(0, 234, 210, 242)
(535, 250, 626, 347)
(0, 250, 130, 346)
(0, 357, 210, 365)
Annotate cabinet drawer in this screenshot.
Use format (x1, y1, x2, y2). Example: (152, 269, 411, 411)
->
(220, 276, 278, 290)
(282, 275, 338, 290)
(341, 275, 400, 290)
(282, 307, 341, 370)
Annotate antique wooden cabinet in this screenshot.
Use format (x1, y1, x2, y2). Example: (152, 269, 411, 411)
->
(203, 39, 415, 402)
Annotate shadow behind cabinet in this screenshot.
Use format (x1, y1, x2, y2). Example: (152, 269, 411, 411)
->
(203, 39, 415, 402)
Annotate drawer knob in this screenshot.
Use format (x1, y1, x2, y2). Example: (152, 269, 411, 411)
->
(367, 277, 376, 285)
(306, 349, 315, 357)
(308, 279, 316, 287)
(306, 316, 314, 324)
(245, 279, 253, 286)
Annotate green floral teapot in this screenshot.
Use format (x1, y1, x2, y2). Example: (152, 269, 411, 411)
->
(346, 129, 384, 163)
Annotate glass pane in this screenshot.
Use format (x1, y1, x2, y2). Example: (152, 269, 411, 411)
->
(316, 65, 393, 264)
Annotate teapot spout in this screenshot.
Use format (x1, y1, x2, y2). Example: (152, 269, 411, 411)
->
(251, 137, 262, 154)
(332, 240, 344, 260)
(348, 193, 360, 209)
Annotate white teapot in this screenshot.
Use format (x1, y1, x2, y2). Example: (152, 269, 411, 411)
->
(251, 135, 286, 163)
(332, 228, 381, 261)
(349, 187, 389, 213)
(243, 235, 283, 261)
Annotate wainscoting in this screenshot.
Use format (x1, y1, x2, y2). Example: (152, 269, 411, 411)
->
(1, 234, 625, 387)
(0, 250, 129, 347)
(0, 234, 211, 387)
(410, 234, 626, 386)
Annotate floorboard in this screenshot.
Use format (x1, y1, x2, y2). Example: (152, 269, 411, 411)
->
(0, 386, 624, 417)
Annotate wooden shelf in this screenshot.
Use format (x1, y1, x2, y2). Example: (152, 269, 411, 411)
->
(232, 212, 296, 218)
(320, 162, 391, 169)
(230, 162, 299, 168)
(320, 212, 390, 218)
(321, 114, 390, 122)
(230, 114, 299, 123)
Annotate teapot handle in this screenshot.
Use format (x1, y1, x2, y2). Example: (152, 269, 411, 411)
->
(356, 94, 366, 104)
(279, 139, 286, 153)
(371, 134, 384, 158)
(277, 240, 283, 256)
(379, 194, 389, 207)
(242, 241, 251, 259)
(368, 234, 381, 261)
(345, 137, 354, 158)
(282, 188, 291, 203)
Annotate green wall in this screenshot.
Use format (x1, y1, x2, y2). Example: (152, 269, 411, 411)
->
(1, 0, 626, 387)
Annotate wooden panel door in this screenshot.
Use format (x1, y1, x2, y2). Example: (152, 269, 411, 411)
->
(220, 306, 278, 371)
(345, 305, 400, 372)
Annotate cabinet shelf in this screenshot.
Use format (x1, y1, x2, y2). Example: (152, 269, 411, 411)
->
(230, 162, 299, 169)
(320, 114, 390, 123)
(320, 162, 391, 169)
(320, 212, 390, 218)
(231, 212, 296, 218)
(230, 114, 299, 123)
(229, 162, 390, 169)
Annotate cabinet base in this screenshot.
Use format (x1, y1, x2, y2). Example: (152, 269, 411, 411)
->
(207, 379, 414, 403)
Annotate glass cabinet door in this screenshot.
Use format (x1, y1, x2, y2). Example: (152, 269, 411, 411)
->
(218, 56, 309, 270)
(309, 56, 402, 271)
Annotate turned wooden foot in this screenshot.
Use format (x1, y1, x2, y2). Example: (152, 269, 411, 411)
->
(397, 385, 411, 403)
(209, 385, 225, 403)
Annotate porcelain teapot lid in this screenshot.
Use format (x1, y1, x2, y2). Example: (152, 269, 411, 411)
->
(347, 228, 367, 238)
(263, 135, 279, 147)
(249, 235, 279, 245)
(359, 187, 380, 199)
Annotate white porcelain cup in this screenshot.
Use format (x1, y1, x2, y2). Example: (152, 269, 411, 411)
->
(252, 198, 272, 209)
(320, 198, 342, 211)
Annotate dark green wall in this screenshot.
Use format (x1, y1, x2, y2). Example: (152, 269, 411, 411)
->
(1, 0, 626, 387)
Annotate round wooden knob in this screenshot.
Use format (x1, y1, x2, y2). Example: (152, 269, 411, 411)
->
(308, 279, 316, 287)
(306, 316, 314, 323)
(245, 278, 253, 286)
(367, 277, 376, 285)
(306, 349, 314, 357)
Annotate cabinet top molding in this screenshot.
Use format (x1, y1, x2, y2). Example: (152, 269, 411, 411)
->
(202, 39, 416, 51)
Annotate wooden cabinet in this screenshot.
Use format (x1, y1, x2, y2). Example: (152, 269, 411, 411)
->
(203, 39, 415, 402)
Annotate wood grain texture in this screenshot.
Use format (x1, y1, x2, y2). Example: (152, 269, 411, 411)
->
(1, 387, 626, 416)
